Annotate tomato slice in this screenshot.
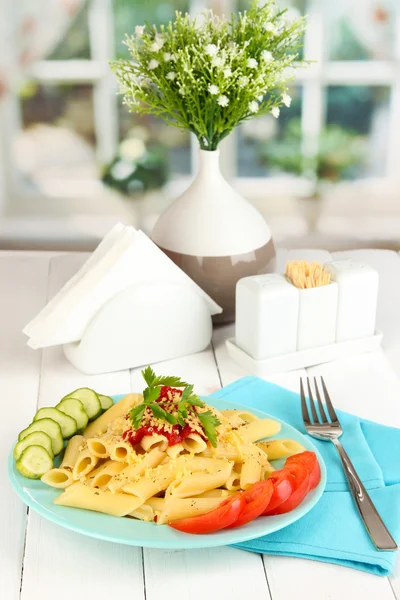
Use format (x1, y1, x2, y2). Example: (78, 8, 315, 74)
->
(286, 451, 321, 491)
(265, 463, 310, 515)
(168, 494, 246, 534)
(261, 469, 294, 515)
(228, 480, 274, 528)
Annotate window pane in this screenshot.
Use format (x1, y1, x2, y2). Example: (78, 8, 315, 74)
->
(114, 0, 189, 59)
(46, 4, 90, 60)
(325, 85, 390, 178)
(237, 85, 303, 177)
(325, 0, 397, 61)
(16, 83, 98, 197)
(119, 106, 191, 176)
(115, 0, 191, 176)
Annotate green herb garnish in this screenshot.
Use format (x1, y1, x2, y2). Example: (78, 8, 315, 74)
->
(128, 367, 221, 447)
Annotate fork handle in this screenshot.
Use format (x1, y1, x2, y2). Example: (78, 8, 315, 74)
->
(331, 438, 398, 551)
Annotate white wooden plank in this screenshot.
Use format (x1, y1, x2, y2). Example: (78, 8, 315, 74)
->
(263, 556, 395, 600)
(390, 557, 400, 598)
(0, 254, 50, 600)
(144, 547, 270, 600)
(20, 252, 145, 600)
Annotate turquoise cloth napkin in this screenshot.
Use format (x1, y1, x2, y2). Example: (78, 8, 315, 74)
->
(211, 377, 400, 576)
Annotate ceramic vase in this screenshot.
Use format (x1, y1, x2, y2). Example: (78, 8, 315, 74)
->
(151, 148, 276, 323)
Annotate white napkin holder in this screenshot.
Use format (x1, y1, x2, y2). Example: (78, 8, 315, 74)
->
(64, 282, 212, 375)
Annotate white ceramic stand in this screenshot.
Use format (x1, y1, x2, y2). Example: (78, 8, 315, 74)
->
(64, 283, 212, 375)
(226, 331, 383, 377)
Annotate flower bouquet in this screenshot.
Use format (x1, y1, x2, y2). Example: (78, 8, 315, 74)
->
(110, 1, 308, 322)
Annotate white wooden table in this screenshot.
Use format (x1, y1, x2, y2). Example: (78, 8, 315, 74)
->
(2, 248, 400, 600)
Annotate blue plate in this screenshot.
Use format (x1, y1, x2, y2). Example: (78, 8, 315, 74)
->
(8, 395, 326, 549)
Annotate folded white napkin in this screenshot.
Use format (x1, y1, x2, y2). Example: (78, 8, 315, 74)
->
(24, 224, 222, 349)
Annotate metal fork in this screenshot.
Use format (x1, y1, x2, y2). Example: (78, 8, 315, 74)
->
(300, 376, 398, 551)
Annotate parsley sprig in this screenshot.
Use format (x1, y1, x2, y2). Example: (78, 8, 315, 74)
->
(128, 367, 221, 446)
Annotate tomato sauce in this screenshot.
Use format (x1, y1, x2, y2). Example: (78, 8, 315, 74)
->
(123, 386, 205, 447)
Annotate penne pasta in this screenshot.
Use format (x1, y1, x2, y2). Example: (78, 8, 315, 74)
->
(182, 433, 207, 454)
(141, 434, 168, 453)
(72, 448, 98, 480)
(166, 443, 185, 459)
(221, 409, 258, 424)
(61, 435, 85, 470)
(129, 504, 155, 522)
(55, 482, 144, 517)
(86, 437, 109, 459)
(83, 393, 142, 438)
(199, 444, 243, 462)
(90, 460, 126, 488)
(109, 438, 134, 462)
(256, 439, 305, 460)
(194, 489, 234, 499)
(237, 419, 281, 444)
(157, 497, 224, 525)
(166, 461, 233, 498)
(41, 467, 73, 489)
(108, 448, 165, 493)
(223, 470, 241, 491)
(240, 451, 263, 490)
(122, 462, 178, 501)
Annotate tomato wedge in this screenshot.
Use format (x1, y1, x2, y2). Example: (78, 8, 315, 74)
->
(265, 462, 310, 515)
(261, 469, 294, 515)
(228, 480, 274, 528)
(287, 451, 321, 491)
(168, 493, 246, 534)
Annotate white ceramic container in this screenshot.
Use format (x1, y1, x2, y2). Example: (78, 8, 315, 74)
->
(324, 259, 379, 342)
(297, 282, 339, 351)
(236, 274, 299, 360)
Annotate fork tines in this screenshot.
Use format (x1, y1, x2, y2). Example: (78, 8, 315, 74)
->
(300, 376, 339, 425)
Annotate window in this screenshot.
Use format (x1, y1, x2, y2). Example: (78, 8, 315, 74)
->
(2, 0, 400, 226)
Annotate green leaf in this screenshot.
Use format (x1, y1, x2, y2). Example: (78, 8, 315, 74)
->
(148, 403, 177, 425)
(129, 405, 146, 430)
(189, 395, 205, 408)
(141, 366, 156, 387)
(198, 411, 221, 448)
(151, 375, 189, 388)
(143, 386, 161, 404)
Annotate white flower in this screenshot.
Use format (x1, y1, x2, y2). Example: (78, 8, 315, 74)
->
(258, 94, 264, 102)
(140, 78, 151, 88)
(208, 84, 220, 95)
(282, 93, 292, 107)
(261, 50, 273, 62)
(238, 76, 249, 88)
(249, 101, 259, 113)
(163, 52, 173, 62)
(179, 87, 186, 96)
(212, 56, 224, 68)
(247, 58, 258, 69)
(148, 59, 159, 70)
(223, 67, 232, 78)
(205, 44, 218, 57)
(271, 106, 280, 118)
(218, 95, 229, 107)
(135, 25, 145, 37)
(264, 22, 278, 35)
(166, 72, 177, 81)
(150, 37, 164, 52)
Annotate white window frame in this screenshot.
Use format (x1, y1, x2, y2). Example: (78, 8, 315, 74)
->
(1, 0, 400, 219)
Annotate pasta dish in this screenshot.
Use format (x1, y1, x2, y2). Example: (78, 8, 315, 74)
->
(14, 368, 321, 533)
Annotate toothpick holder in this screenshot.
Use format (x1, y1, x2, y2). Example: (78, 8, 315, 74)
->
(63, 283, 213, 375)
(297, 282, 339, 351)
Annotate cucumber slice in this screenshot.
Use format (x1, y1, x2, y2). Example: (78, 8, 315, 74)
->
(34, 407, 77, 440)
(98, 394, 113, 411)
(19, 419, 63, 455)
(62, 388, 102, 421)
(14, 431, 54, 460)
(56, 398, 89, 433)
(16, 445, 53, 479)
